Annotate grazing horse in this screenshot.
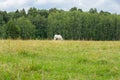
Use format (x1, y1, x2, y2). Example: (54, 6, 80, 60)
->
(54, 34, 63, 40)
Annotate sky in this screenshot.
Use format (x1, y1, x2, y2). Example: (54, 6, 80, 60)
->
(0, 0, 120, 14)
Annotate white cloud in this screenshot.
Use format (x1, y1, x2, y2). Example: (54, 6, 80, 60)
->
(77, 0, 105, 8)
(0, 0, 31, 11)
(0, 0, 120, 14)
(35, 0, 64, 4)
(94, 0, 120, 13)
(35, 0, 47, 5)
(74, 0, 120, 13)
(78, 0, 104, 6)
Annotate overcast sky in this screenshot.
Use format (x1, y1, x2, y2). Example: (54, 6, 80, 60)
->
(0, 0, 120, 14)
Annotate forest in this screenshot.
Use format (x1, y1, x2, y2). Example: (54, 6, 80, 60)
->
(0, 7, 120, 40)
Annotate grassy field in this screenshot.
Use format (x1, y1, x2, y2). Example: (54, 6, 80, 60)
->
(0, 40, 120, 80)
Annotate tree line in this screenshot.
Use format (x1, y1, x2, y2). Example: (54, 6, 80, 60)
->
(0, 7, 120, 40)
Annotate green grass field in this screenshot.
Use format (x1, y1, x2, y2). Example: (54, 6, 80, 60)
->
(0, 40, 120, 80)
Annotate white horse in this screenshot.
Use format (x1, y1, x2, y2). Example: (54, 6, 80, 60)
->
(54, 34, 63, 40)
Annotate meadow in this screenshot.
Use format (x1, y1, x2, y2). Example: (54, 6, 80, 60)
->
(0, 40, 120, 80)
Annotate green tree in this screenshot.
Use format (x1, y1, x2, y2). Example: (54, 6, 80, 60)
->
(5, 20, 20, 39)
(89, 8, 97, 13)
(47, 12, 67, 39)
(70, 7, 78, 11)
(28, 15, 47, 39)
(19, 8, 26, 17)
(0, 11, 5, 27)
(38, 9, 49, 18)
(16, 17, 35, 39)
(28, 7, 38, 17)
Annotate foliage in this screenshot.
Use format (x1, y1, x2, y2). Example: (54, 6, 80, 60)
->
(16, 17, 35, 39)
(0, 7, 120, 40)
(28, 15, 47, 39)
(4, 19, 20, 39)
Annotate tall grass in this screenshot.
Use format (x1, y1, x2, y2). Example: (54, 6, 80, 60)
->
(0, 40, 120, 80)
